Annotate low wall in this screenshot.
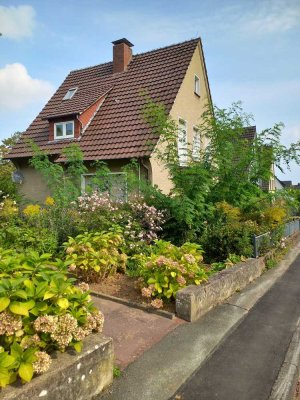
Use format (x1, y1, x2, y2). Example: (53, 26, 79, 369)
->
(176, 257, 266, 322)
(2, 334, 113, 400)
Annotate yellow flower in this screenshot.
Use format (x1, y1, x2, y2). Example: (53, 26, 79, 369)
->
(23, 204, 41, 217)
(44, 196, 55, 206)
(0, 198, 18, 219)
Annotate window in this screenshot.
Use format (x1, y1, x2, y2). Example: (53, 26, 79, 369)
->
(178, 118, 188, 166)
(81, 172, 127, 201)
(63, 87, 78, 100)
(192, 127, 201, 160)
(54, 121, 74, 139)
(194, 75, 200, 96)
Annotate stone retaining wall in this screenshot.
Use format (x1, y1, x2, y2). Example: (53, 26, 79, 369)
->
(176, 257, 266, 322)
(2, 334, 113, 400)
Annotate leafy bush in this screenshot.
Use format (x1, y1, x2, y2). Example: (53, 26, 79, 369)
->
(210, 253, 246, 274)
(200, 220, 254, 262)
(63, 231, 127, 283)
(0, 249, 104, 387)
(76, 191, 165, 254)
(0, 223, 58, 254)
(0, 196, 18, 221)
(134, 240, 207, 308)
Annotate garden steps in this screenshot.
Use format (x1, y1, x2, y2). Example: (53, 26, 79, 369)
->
(95, 237, 300, 400)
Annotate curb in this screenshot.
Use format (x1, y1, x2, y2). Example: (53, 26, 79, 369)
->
(269, 318, 300, 400)
(91, 290, 176, 320)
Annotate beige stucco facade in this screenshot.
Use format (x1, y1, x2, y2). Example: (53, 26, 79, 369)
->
(15, 158, 147, 203)
(14, 41, 211, 201)
(14, 160, 51, 203)
(149, 42, 212, 194)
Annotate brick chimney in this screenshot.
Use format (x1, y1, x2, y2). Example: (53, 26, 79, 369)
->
(112, 38, 134, 73)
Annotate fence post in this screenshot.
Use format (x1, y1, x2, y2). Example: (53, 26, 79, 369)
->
(253, 235, 258, 258)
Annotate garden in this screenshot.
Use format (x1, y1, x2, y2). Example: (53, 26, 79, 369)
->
(0, 101, 300, 389)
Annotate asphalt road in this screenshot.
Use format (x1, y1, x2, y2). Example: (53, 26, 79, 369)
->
(171, 253, 300, 400)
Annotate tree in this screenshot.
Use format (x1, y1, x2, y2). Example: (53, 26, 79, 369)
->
(0, 132, 23, 199)
(142, 99, 300, 243)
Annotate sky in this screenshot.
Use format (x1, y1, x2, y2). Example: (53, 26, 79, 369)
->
(0, 0, 299, 182)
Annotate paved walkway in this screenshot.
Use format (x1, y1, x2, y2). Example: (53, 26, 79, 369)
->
(92, 296, 184, 369)
(96, 242, 300, 400)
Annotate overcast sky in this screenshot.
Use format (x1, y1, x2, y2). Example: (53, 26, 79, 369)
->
(0, 0, 299, 182)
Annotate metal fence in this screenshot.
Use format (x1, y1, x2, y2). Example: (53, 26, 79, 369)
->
(253, 218, 300, 258)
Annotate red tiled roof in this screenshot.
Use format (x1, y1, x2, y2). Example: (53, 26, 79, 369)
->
(8, 38, 200, 160)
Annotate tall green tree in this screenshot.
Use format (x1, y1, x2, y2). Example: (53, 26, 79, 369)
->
(0, 131, 23, 199)
(142, 99, 300, 242)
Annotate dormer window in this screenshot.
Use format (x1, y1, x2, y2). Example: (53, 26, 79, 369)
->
(63, 87, 78, 100)
(194, 75, 200, 96)
(54, 121, 74, 139)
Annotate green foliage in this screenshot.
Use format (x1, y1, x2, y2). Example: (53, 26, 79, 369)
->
(0, 164, 17, 200)
(210, 254, 246, 274)
(0, 222, 58, 254)
(113, 365, 121, 378)
(0, 248, 104, 387)
(25, 144, 88, 246)
(0, 132, 23, 200)
(63, 231, 127, 283)
(142, 98, 300, 254)
(134, 240, 207, 306)
(29, 143, 87, 207)
(200, 217, 254, 263)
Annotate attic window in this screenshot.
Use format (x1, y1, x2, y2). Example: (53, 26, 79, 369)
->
(194, 75, 200, 96)
(54, 121, 74, 139)
(63, 87, 78, 100)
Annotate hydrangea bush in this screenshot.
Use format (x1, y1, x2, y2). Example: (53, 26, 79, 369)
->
(63, 231, 127, 283)
(134, 240, 208, 308)
(0, 249, 104, 387)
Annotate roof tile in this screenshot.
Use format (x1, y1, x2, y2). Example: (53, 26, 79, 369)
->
(8, 38, 200, 160)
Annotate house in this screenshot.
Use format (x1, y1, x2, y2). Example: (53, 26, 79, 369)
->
(242, 125, 281, 192)
(6, 38, 212, 202)
(281, 181, 300, 190)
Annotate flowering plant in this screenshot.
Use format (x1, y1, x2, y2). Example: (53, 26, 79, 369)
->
(135, 240, 207, 308)
(76, 191, 165, 254)
(63, 231, 127, 283)
(23, 204, 41, 217)
(0, 195, 18, 220)
(0, 249, 104, 387)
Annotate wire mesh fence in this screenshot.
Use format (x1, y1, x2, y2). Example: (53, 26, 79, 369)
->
(253, 218, 300, 258)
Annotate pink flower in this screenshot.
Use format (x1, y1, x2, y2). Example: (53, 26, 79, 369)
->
(151, 298, 164, 309)
(141, 287, 153, 298)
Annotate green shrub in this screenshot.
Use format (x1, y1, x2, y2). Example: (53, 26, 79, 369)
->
(76, 192, 165, 254)
(63, 231, 127, 283)
(200, 214, 255, 263)
(210, 253, 246, 274)
(134, 240, 207, 308)
(0, 223, 58, 254)
(0, 249, 104, 387)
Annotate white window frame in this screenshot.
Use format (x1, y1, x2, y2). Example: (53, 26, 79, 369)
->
(192, 126, 201, 161)
(194, 75, 200, 96)
(63, 87, 78, 100)
(178, 118, 188, 167)
(54, 121, 75, 140)
(81, 172, 128, 201)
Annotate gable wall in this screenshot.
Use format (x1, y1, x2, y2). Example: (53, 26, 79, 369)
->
(79, 97, 105, 129)
(150, 43, 211, 193)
